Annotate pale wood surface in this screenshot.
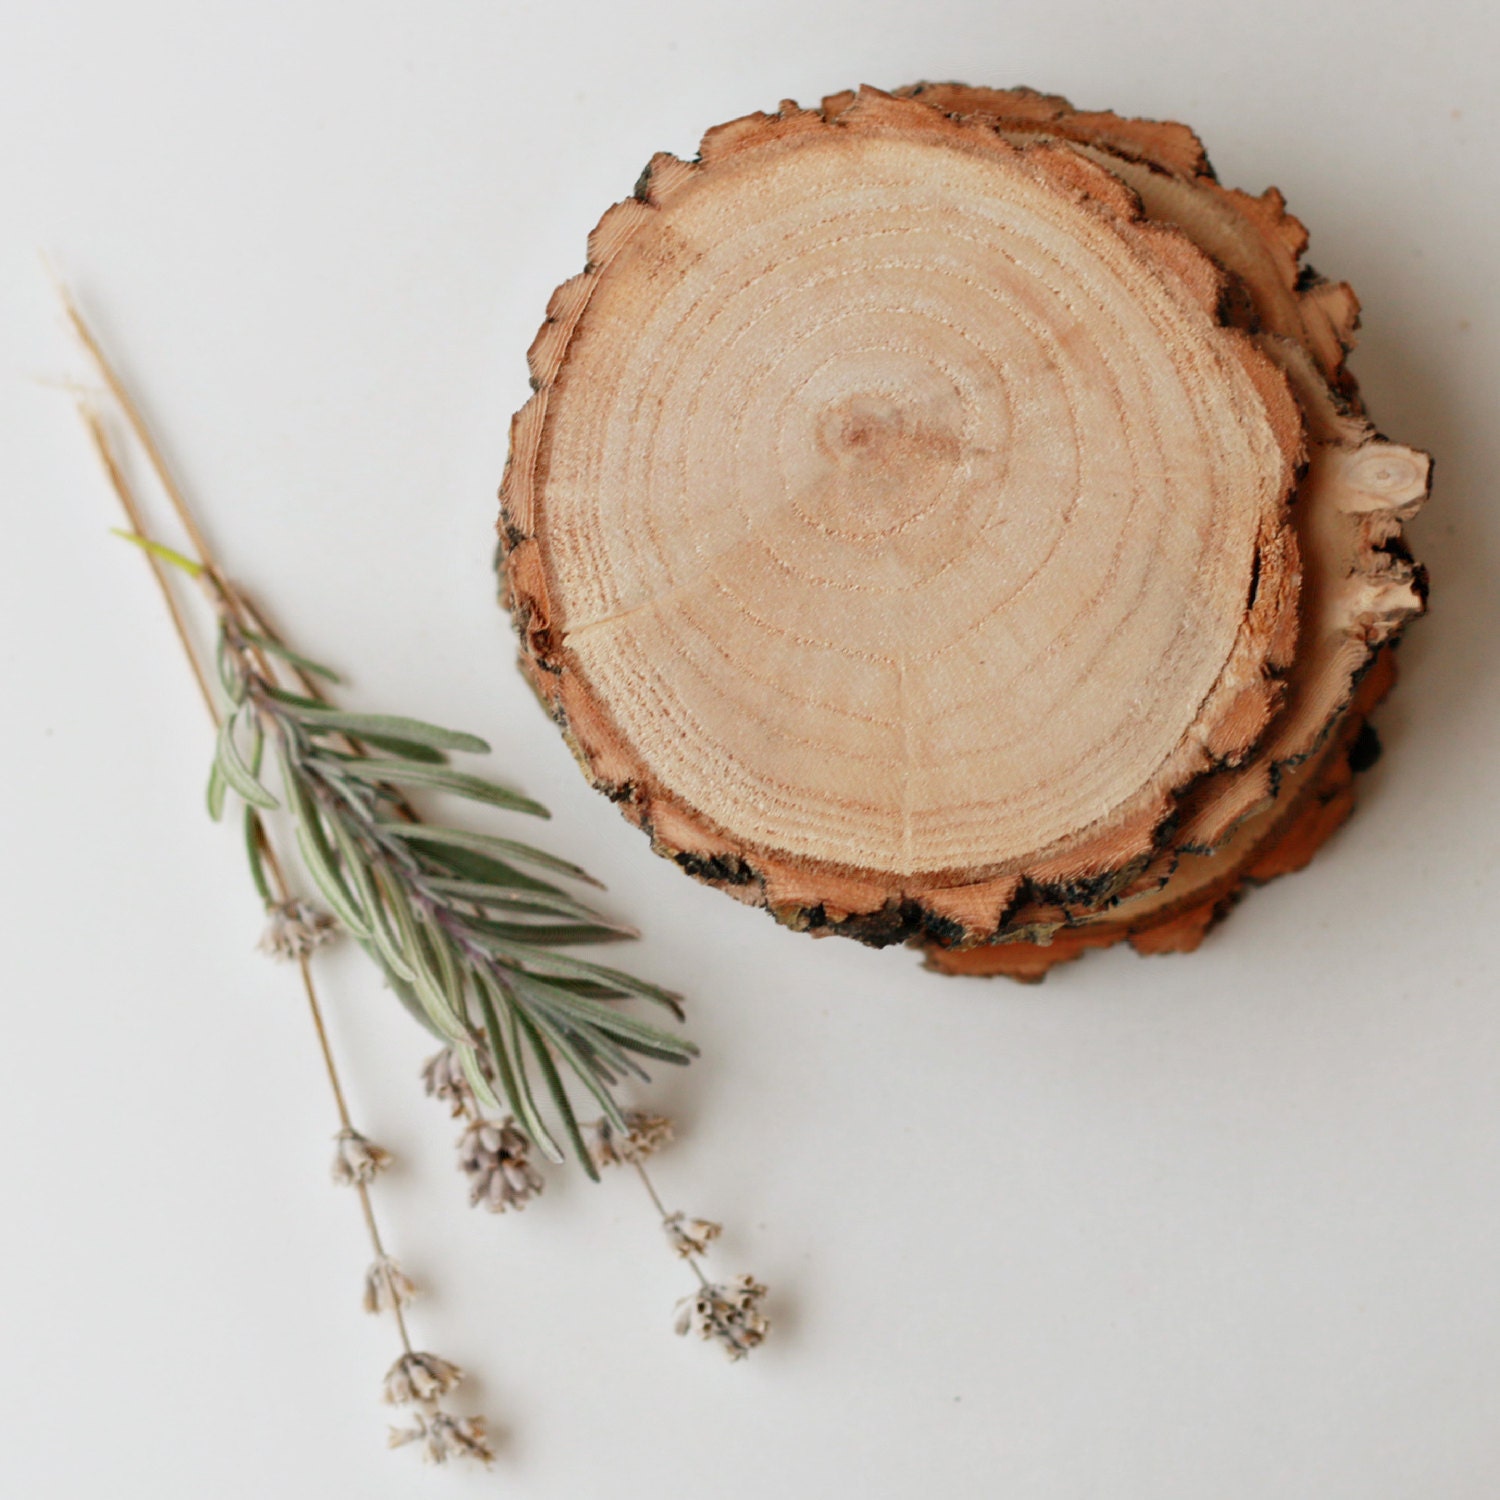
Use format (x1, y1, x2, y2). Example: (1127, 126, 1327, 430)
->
(504, 90, 1327, 944)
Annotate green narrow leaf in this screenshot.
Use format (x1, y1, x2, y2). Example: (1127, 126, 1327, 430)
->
(385, 880, 468, 1042)
(216, 713, 278, 809)
(330, 758, 550, 818)
(244, 717, 264, 778)
(206, 760, 227, 821)
(215, 631, 247, 705)
(510, 983, 692, 1070)
(481, 938, 683, 1011)
(422, 877, 604, 923)
(476, 973, 563, 1163)
(240, 629, 343, 683)
(243, 809, 273, 905)
(413, 845, 567, 896)
(406, 964, 469, 1044)
(279, 747, 370, 939)
(523, 975, 630, 1000)
(563, 1021, 649, 1085)
(454, 1042, 504, 1113)
(329, 819, 415, 982)
(407, 956, 469, 1044)
(364, 869, 418, 983)
(467, 918, 631, 947)
(425, 912, 464, 1009)
(110, 528, 203, 577)
(375, 966, 448, 1041)
(295, 823, 369, 940)
(340, 733, 448, 765)
(542, 1019, 628, 1083)
(528, 1011, 687, 1068)
(523, 1005, 628, 1133)
(509, 972, 696, 1061)
(516, 1011, 598, 1181)
(372, 861, 423, 957)
(281, 707, 489, 755)
(262, 684, 327, 712)
(381, 824, 602, 886)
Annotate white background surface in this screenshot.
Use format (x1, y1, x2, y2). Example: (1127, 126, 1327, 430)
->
(2, 3, 1497, 1496)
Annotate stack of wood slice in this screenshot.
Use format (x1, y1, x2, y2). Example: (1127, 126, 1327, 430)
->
(499, 84, 1428, 980)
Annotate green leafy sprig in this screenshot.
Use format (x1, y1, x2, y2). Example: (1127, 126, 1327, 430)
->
(201, 595, 695, 1177)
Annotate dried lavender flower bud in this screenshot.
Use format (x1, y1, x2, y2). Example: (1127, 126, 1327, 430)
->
(663, 1213, 722, 1259)
(674, 1274, 769, 1360)
(421, 1048, 476, 1119)
(363, 1254, 417, 1315)
(331, 1127, 392, 1187)
(258, 899, 338, 962)
(388, 1408, 494, 1465)
(584, 1111, 675, 1170)
(382, 1350, 464, 1405)
(457, 1116, 542, 1213)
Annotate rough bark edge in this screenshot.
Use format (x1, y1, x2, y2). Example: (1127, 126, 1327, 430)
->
(923, 646, 1400, 979)
(499, 85, 1305, 947)
(1168, 343, 1428, 851)
(892, 83, 1211, 178)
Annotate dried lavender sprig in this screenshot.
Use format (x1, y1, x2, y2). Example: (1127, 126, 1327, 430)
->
(585, 1114, 771, 1362)
(244, 792, 488, 1456)
(198, 559, 693, 1181)
(245, 792, 488, 1454)
(425, 1053, 770, 1359)
(79, 384, 425, 1355)
(62, 284, 494, 1462)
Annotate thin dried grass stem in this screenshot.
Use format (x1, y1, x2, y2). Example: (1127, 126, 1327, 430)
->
(77, 407, 219, 722)
(630, 1158, 669, 1219)
(66, 281, 415, 1360)
(632, 1158, 711, 1292)
(254, 769, 415, 1357)
(355, 1181, 414, 1354)
(60, 277, 287, 700)
(56, 273, 216, 566)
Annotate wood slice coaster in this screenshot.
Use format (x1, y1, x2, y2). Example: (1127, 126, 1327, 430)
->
(500, 85, 1428, 976)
